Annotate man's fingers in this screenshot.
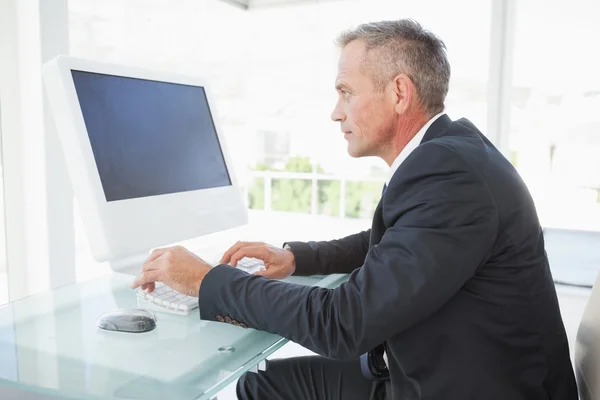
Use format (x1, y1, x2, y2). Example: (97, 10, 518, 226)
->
(141, 282, 156, 293)
(220, 241, 253, 263)
(130, 270, 162, 289)
(229, 246, 268, 267)
(220, 242, 243, 264)
(220, 241, 265, 264)
(142, 254, 168, 272)
(144, 247, 170, 264)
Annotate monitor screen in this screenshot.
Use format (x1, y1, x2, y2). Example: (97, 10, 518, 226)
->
(70, 70, 231, 202)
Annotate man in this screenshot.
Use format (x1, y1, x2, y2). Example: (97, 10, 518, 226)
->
(131, 19, 578, 399)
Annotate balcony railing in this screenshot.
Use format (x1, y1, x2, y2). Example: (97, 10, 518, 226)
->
(245, 170, 386, 218)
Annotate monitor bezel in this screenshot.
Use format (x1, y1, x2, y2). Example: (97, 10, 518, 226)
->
(43, 56, 248, 264)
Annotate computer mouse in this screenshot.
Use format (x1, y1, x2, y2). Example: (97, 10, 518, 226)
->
(97, 308, 157, 333)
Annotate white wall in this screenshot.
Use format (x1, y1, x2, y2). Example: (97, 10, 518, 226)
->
(0, 0, 75, 301)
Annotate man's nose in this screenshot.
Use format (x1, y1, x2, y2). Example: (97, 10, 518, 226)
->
(331, 103, 345, 122)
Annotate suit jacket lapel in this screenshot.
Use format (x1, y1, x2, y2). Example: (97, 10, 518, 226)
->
(369, 115, 453, 247)
(369, 199, 384, 246)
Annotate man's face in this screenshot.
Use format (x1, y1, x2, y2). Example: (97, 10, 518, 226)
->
(331, 40, 396, 158)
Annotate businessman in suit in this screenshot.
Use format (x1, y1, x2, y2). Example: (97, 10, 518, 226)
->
(131, 19, 578, 399)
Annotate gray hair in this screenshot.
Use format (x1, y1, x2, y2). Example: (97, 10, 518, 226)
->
(336, 19, 450, 115)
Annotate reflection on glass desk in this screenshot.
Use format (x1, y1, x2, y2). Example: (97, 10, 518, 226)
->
(0, 272, 347, 399)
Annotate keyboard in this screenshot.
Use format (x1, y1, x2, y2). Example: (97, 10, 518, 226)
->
(136, 257, 265, 316)
(233, 257, 265, 274)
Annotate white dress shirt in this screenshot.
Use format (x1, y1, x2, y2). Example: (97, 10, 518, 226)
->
(385, 112, 445, 186)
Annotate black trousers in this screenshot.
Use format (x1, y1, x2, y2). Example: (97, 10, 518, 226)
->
(236, 356, 388, 400)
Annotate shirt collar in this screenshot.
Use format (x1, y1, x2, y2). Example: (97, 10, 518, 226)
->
(386, 112, 445, 186)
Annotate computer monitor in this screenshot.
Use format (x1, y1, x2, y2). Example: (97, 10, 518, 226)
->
(42, 56, 247, 271)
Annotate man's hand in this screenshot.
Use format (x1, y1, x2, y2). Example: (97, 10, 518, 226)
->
(130, 246, 211, 297)
(219, 241, 296, 280)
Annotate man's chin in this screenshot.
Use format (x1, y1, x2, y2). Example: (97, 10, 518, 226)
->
(347, 145, 365, 158)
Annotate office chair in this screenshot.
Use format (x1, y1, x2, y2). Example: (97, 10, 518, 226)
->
(575, 271, 600, 399)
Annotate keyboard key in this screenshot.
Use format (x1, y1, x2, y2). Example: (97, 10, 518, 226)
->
(136, 283, 199, 315)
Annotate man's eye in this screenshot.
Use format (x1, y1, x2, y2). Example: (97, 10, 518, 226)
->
(341, 90, 350, 98)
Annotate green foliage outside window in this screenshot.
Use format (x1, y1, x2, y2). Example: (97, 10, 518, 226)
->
(248, 156, 383, 218)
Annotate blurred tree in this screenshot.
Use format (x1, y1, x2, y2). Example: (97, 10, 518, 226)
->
(345, 181, 381, 218)
(273, 156, 316, 213)
(247, 177, 265, 210)
(248, 156, 383, 219)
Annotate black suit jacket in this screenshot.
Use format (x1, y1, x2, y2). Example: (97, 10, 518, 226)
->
(199, 115, 578, 399)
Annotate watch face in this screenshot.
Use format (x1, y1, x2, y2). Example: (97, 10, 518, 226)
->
(361, 351, 389, 381)
(373, 355, 387, 371)
(371, 345, 389, 377)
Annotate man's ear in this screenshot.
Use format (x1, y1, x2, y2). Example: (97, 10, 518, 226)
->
(392, 74, 416, 115)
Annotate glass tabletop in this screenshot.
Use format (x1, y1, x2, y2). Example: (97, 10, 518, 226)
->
(0, 272, 347, 399)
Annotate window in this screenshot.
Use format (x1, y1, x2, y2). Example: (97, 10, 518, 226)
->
(0, 144, 6, 306)
(69, 0, 492, 279)
(69, 0, 251, 279)
(509, 0, 600, 285)
(241, 0, 491, 219)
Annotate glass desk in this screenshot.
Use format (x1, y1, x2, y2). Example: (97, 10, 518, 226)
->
(0, 272, 347, 399)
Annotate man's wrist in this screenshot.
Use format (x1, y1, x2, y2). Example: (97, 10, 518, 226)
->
(195, 271, 207, 296)
(282, 244, 296, 275)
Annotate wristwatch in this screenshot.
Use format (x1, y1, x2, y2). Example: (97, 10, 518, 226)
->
(360, 344, 390, 381)
(284, 241, 388, 380)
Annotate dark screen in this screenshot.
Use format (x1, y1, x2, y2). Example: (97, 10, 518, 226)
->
(71, 70, 231, 202)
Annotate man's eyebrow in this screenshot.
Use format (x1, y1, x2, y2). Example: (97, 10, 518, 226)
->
(335, 81, 349, 91)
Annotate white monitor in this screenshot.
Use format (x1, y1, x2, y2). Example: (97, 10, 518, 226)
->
(42, 56, 248, 270)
